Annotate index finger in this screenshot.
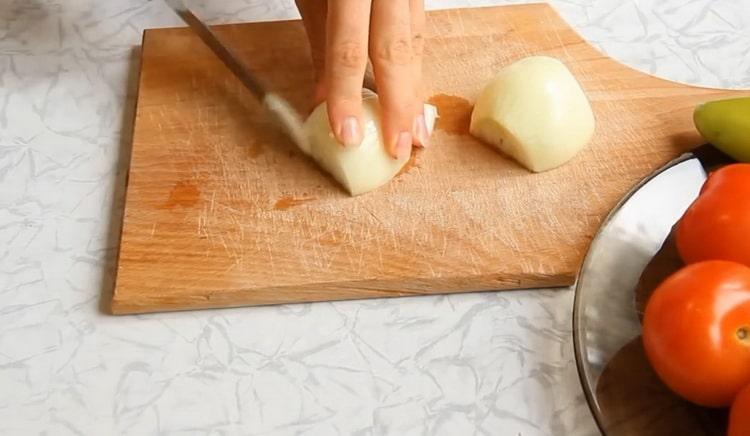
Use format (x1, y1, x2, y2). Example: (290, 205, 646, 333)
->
(325, 0, 372, 147)
(296, 0, 328, 105)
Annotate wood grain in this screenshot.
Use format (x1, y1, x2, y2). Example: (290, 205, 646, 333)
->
(112, 3, 749, 314)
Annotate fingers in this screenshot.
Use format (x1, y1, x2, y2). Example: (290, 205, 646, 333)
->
(325, 0, 372, 147)
(370, 0, 417, 159)
(299, 0, 427, 154)
(409, 0, 429, 148)
(295, 0, 328, 105)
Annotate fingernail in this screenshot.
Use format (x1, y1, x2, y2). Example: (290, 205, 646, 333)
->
(339, 116, 361, 147)
(395, 131, 412, 160)
(413, 115, 430, 148)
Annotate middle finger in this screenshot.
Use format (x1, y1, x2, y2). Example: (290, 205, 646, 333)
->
(370, 0, 416, 159)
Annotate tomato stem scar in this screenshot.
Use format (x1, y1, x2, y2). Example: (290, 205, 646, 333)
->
(738, 326, 749, 342)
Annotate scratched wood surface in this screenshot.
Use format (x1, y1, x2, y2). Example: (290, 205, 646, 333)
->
(111, 3, 749, 314)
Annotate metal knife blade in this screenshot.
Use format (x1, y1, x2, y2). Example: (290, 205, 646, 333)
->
(163, 0, 308, 151)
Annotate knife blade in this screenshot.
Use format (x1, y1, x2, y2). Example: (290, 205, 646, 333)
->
(163, 0, 308, 151)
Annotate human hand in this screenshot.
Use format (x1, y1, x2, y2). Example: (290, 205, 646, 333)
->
(295, 0, 428, 159)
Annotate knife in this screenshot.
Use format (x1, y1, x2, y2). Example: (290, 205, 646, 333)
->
(163, 0, 309, 151)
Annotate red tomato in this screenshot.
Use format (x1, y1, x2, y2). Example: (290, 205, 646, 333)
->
(729, 384, 750, 436)
(642, 260, 750, 407)
(676, 163, 750, 266)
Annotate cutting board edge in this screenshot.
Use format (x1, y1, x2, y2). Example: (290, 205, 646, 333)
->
(110, 271, 576, 315)
(534, 2, 750, 94)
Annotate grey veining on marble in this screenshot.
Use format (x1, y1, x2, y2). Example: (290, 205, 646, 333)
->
(0, 1, 748, 435)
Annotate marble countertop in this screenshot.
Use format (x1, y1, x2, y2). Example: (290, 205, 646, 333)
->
(1, 1, 747, 434)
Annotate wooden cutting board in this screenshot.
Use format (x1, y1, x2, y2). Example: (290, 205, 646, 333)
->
(111, 3, 748, 314)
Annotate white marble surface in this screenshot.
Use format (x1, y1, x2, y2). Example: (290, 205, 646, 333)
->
(1, 1, 748, 435)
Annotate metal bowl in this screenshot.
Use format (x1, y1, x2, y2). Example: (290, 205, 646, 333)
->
(572, 145, 734, 435)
